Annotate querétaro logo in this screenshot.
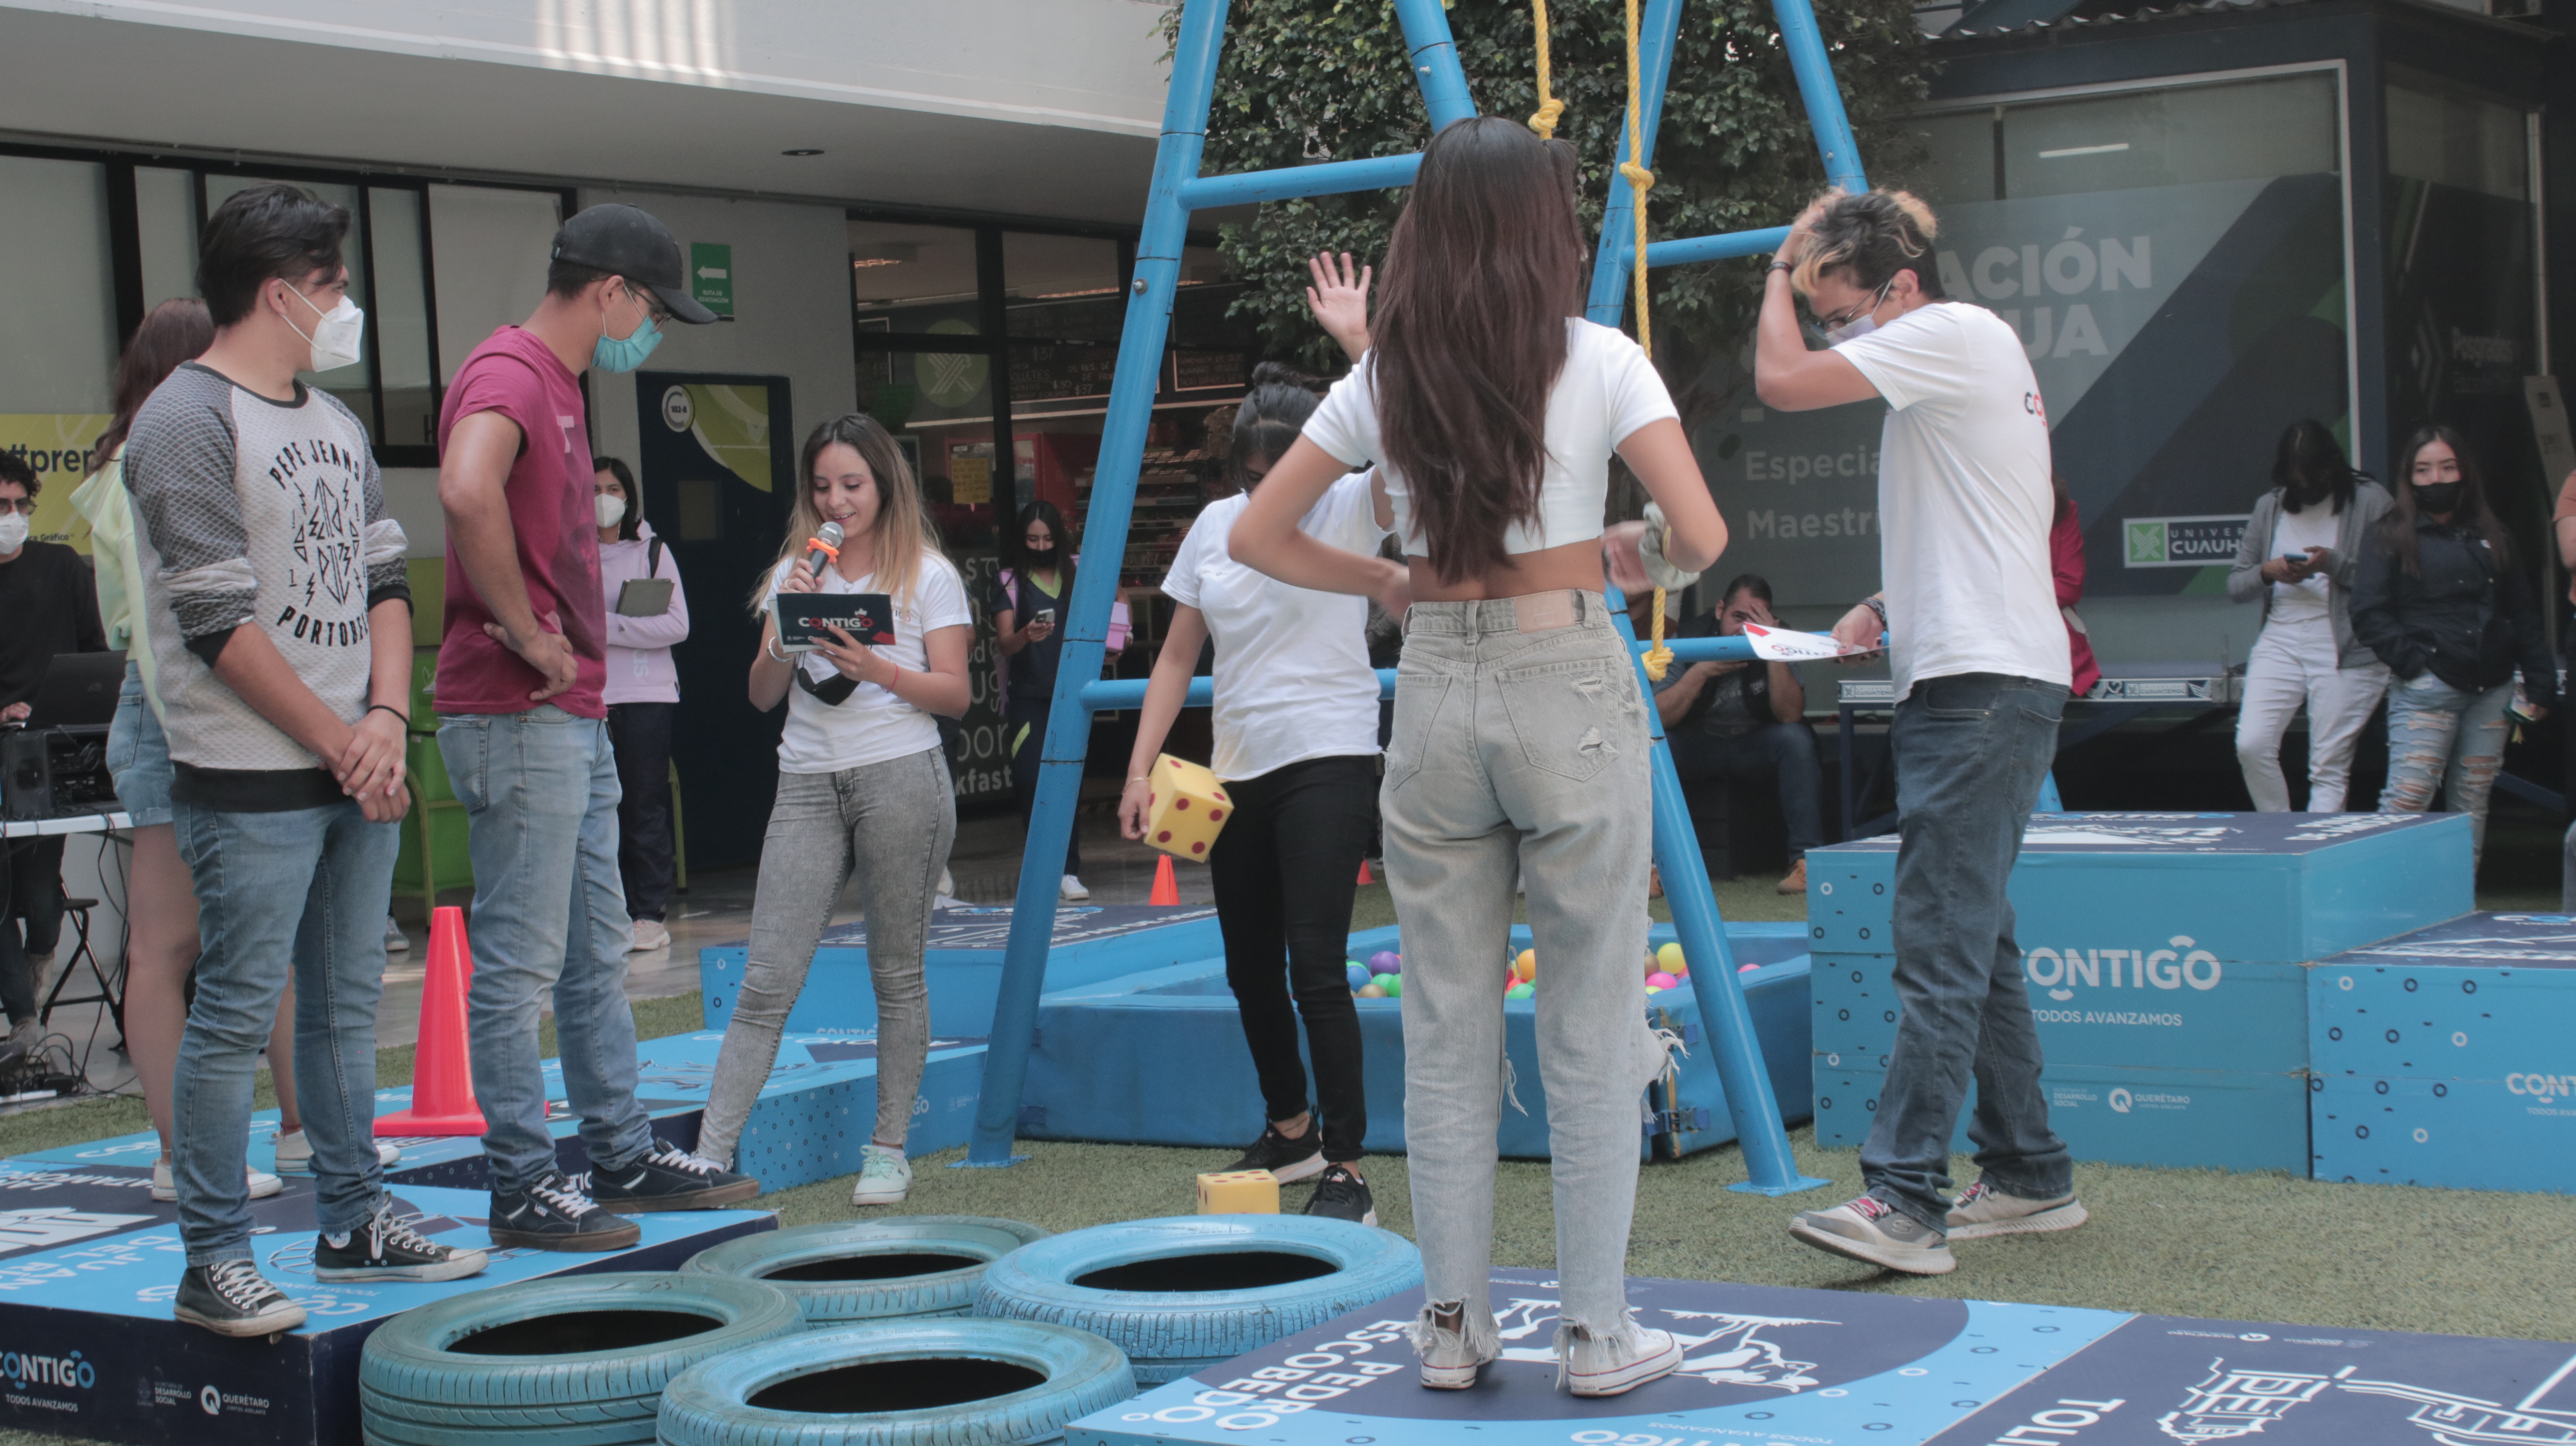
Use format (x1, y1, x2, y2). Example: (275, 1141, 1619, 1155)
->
(2, 1350, 93, 1392)
(2025, 936, 2224, 1002)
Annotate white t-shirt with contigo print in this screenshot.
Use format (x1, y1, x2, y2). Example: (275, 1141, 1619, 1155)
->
(765, 552, 972, 775)
(1831, 301, 2069, 702)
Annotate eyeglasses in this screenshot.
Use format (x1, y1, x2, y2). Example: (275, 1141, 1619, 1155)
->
(0, 496, 31, 515)
(1814, 277, 1895, 334)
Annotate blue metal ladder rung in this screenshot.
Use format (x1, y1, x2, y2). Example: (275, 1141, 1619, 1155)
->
(967, 0, 1865, 1197)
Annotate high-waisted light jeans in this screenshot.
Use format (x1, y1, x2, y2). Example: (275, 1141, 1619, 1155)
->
(1382, 592, 1671, 1357)
(696, 746, 955, 1165)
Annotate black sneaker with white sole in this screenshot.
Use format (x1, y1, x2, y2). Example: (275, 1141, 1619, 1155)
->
(1303, 1164, 1377, 1227)
(1225, 1121, 1324, 1183)
(585, 1141, 762, 1212)
(173, 1260, 306, 1337)
(487, 1171, 640, 1251)
(316, 1199, 491, 1282)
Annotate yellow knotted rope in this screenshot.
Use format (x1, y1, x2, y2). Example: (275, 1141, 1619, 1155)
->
(1527, 0, 1565, 138)
(1619, 0, 1673, 681)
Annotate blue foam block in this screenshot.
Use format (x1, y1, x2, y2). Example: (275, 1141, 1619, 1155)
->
(1812, 1060, 2310, 1173)
(1020, 923, 1811, 1159)
(1807, 811, 2470, 963)
(2309, 1072, 2576, 1193)
(0, 1158, 768, 1446)
(699, 902, 1225, 1036)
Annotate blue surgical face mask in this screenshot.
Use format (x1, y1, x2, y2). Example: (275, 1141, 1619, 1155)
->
(592, 290, 664, 373)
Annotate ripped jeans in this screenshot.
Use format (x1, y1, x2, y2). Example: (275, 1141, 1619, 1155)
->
(1382, 592, 1670, 1353)
(2378, 672, 2512, 864)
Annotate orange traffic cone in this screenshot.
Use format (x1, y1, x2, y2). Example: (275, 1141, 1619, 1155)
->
(1149, 854, 1182, 906)
(375, 905, 486, 1136)
(1355, 858, 1373, 885)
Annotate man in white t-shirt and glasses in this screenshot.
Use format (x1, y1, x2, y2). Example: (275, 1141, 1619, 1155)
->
(1753, 188, 2085, 1276)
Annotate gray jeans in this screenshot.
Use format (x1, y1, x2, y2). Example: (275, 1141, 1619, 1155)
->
(1383, 592, 1671, 1351)
(696, 747, 955, 1165)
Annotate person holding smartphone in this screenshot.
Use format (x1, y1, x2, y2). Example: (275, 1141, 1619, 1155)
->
(988, 499, 1123, 902)
(699, 413, 971, 1210)
(593, 456, 689, 953)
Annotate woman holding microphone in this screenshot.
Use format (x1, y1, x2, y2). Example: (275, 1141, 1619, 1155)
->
(693, 413, 970, 1209)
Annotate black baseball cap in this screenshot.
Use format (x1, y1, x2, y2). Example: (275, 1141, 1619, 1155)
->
(550, 204, 717, 325)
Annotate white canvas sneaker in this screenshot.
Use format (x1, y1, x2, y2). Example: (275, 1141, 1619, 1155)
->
(851, 1143, 911, 1206)
(1412, 1302, 1496, 1390)
(152, 1157, 284, 1203)
(273, 1130, 401, 1176)
(1558, 1316, 1684, 1398)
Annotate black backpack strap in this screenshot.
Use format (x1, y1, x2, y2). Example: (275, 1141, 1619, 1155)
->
(647, 536, 664, 578)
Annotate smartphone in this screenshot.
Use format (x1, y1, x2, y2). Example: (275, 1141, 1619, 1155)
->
(1035, 608, 1056, 626)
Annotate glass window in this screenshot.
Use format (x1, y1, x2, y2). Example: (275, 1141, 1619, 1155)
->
(2000, 73, 2339, 198)
(370, 188, 438, 450)
(206, 174, 375, 429)
(1005, 231, 1121, 342)
(0, 155, 118, 414)
(1170, 242, 1258, 351)
(1907, 110, 1998, 206)
(135, 166, 197, 307)
(429, 183, 561, 384)
(857, 348, 994, 505)
(850, 220, 981, 333)
(2387, 79, 2527, 200)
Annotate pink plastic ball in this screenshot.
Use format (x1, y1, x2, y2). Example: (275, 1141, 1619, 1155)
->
(1646, 971, 1678, 990)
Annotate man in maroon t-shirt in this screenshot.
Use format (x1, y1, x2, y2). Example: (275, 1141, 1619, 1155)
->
(434, 204, 758, 1249)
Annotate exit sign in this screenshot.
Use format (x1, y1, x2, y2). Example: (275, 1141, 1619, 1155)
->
(690, 242, 733, 319)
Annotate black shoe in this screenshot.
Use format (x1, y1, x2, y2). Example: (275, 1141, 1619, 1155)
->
(1303, 1163, 1377, 1227)
(487, 1170, 641, 1252)
(316, 1198, 491, 1282)
(173, 1260, 306, 1337)
(585, 1141, 762, 1213)
(1227, 1121, 1324, 1183)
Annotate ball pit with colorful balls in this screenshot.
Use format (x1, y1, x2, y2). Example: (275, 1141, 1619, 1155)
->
(1357, 983, 1387, 998)
(1345, 960, 1371, 992)
(1373, 973, 1402, 998)
(1513, 949, 1537, 983)
(1506, 981, 1534, 1000)
(1369, 950, 1402, 975)
(1657, 942, 1688, 977)
(1646, 971, 1678, 991)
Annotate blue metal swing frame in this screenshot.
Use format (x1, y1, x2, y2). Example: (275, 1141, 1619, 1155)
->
(963, 0, 1862, 1195)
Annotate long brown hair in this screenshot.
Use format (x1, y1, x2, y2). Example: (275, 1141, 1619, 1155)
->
(1374, 116, 1587, 583)
(750, 413, 945, 613)
(2380, 424, 2511, 579)
(92, 298, 214, 473)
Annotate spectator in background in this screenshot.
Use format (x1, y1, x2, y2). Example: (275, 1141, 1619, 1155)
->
(986, 499, 1125, 902)
(2051, 475, 2100, 701)
(0, 450, 108, 1061)
(1639, 576, 1820, 895)
(593, 456, 688, 954)
(2355, 425, 2553, 865)
(2228, 422, 2391, 813)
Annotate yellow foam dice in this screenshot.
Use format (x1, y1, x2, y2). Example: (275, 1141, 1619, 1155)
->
(1196, 1169, 1279, 1215)
(1143, 753, 1233, 861)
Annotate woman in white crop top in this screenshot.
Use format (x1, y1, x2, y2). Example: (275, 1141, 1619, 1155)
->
(696, 413, 971, 1210)
(1227, 116, 1728, 1398)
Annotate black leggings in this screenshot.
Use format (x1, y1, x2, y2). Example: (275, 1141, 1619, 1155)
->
(607, 702, 678, 921)
(1208, 753, 1376, 1162)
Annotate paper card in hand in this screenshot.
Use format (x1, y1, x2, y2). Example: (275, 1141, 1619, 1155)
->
(773, 592, 896, 652)
(1742, 622, 1872, 661)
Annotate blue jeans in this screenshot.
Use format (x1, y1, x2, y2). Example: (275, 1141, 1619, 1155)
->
(1665, 720, 1826, 861)
(2379, 672, 2512, 865)
(170, 798, 398, 1264)
(1861, 672, 2072, 1232)
(438, 707, 652, 1192)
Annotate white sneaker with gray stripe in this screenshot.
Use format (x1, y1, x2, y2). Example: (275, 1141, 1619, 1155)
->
(1944, 1181, 2087, 1240)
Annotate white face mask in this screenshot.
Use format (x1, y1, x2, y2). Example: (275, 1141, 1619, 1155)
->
(1824, 313, 1878, 346)
(286, 284, 365, 373)
(0, 513, 26, 553)
(595, 494, 627, 530)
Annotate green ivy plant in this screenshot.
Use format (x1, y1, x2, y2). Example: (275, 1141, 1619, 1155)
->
(1161, 0, 1930, 395)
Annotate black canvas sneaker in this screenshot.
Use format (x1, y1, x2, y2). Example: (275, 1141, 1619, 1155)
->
(1303, 1164, 1377, 1227)
(585, 1141, 762, 1212)
(487, 1170, 641, 1251)
(1225, 1121, 1324, 1183)
(316, 1199, 491, 1282)
(173, 1260, 306, 1337)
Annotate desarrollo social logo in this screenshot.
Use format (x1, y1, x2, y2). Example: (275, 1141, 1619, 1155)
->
(2, 1349, 94, 1392)
(2024, 935, 2222, 1003)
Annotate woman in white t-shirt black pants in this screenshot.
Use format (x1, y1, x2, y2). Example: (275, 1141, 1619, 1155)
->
(1119, 365, 1392, 1229)
(1765, 191, 2084, 1276)
(696, 413, 971, 1209)
(2227, 421, 2393, 812)
(1229, 118, 1728, 1399)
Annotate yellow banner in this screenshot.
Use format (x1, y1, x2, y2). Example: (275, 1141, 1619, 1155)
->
(1, 414, 112, 554)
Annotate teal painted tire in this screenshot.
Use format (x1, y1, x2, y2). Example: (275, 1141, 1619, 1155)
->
(681, 1216, 1045, 1324)
(971, 1216, 1420, 1385)
(358, 1271, 805, 1446)
(656, 1318, 1133, 1446)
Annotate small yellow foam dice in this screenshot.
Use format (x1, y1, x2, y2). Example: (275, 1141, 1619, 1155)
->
(1143, 753, 1232, 861)
(1196, 1169, 1279, 1215)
